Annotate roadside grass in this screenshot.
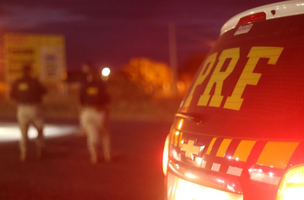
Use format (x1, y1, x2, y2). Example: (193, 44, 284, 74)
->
(0, 92, 181, 122)
(0, 72, 184, 122)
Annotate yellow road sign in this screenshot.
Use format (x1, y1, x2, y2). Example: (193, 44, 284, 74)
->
(4, 33, 66, 83)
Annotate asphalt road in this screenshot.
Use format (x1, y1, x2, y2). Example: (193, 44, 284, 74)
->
(0, 118, 171, 200)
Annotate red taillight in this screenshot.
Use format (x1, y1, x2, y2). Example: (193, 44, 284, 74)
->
(162, 135, 170, 176)
(236, 12, 266, 27)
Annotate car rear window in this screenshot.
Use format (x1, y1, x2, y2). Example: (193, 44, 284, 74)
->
(180, 14, 304, 140)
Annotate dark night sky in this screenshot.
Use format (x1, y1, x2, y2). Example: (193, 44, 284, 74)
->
(0, 0, 284, 70)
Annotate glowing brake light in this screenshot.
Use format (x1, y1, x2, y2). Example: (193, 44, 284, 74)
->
(276, 165, 304, 200)
(163, 135, 170, 176)
(236, 12, 266, 27)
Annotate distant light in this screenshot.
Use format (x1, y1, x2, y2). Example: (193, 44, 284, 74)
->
(102, 67, 111, 76)
(101, 67, 111, 81)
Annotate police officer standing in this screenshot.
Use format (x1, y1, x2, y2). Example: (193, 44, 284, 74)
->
(10, 64, 47, 161)
(79, 67, 111, 164)
(77, 61, 93, 137)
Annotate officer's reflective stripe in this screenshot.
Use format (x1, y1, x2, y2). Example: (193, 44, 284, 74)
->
(227, 166, 243, 176)
(233, 140, 256, 162)
(216, 139, 232, 157)
(206, 137, 217, 155)
(257, 141, 299, 169)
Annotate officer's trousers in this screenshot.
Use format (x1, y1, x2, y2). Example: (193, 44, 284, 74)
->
(80, 107, 111, 163)
(17, 104, 44, 160)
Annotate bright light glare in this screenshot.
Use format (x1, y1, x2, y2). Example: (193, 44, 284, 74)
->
(277, 165, 304, 200)
(178, 120, 183, 129)
(287, 170, 304, 184)
(185, 173, 196, 179)
(102, 67, 111, 76)
(0, 123, 78, 142)
(280, 187, 304, 200)
(173, 178, 243, 200)
(163, 135, 170, 175)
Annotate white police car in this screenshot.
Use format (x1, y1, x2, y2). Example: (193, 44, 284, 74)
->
(163, 1, 304, 199)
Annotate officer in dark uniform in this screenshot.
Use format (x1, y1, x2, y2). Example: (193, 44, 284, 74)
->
(10, 64, 47, 161)
(77, 61, 93, 137)
(79, 67, 111, 164)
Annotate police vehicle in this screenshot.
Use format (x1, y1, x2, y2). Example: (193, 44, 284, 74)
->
(162, 1, 304, 199)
